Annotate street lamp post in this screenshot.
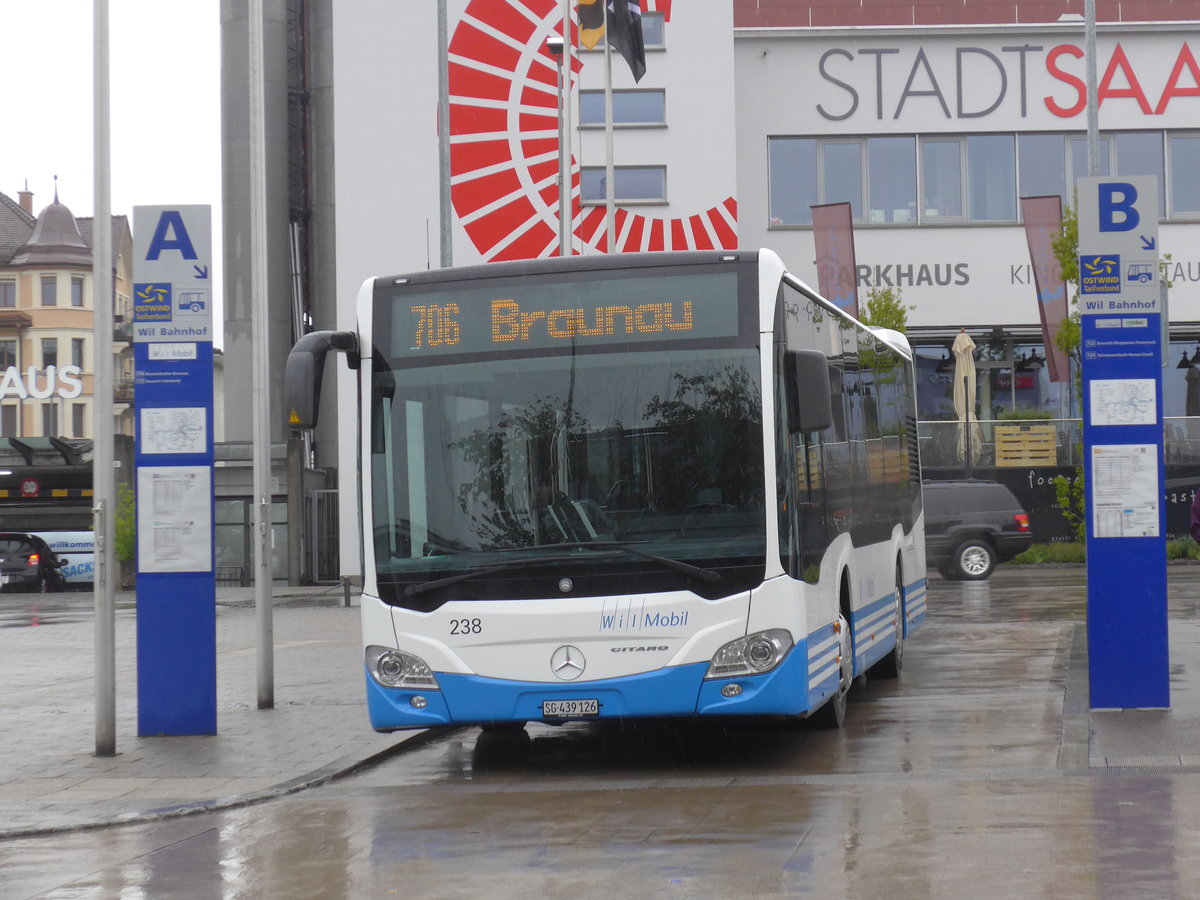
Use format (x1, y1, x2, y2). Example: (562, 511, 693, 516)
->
(546, 35, 569, 256)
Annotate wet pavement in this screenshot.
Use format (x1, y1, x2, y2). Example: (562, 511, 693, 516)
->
(0, 585, 428, 838)
(4, 567, 1200, 897)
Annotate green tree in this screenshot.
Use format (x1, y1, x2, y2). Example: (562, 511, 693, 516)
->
(1050, 203, 1086, 540)
(114, 482, 136, 563)
(859, 285, 914, 334)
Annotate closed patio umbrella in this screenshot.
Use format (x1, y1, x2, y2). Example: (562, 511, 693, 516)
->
(952, 329, 982, 468)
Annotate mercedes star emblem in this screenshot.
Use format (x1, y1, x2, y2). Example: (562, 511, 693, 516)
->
(550, 644, 586, 680)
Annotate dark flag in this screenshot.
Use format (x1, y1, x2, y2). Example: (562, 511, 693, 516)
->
(606, 0, 646, 82)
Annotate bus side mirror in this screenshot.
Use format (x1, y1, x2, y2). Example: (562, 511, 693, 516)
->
(785, 350, 833, 434)
(284, 330, 358, 431)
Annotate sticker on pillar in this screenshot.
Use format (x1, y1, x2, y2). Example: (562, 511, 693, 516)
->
(134, 283, 173, 321)
(140, 407, 207, 454)
(1080, 256, 1121, 294)
(137, 466, 213, 573)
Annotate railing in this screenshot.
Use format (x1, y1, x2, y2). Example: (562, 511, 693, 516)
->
(113, 378, 135, 402)
(918, 417, 1200, 468)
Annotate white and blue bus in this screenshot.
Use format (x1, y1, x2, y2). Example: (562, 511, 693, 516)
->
(286, 249, 926, 731)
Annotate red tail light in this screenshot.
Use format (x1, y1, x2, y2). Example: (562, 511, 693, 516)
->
(26, 553, 39, 567)
(1014, 513, 1030, 532)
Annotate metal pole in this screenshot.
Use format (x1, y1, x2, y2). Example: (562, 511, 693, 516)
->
(92, 0, 116, 758)
(249, 0, 274, 709)
(437, 0, 453, 268)
(1085, 0, 1100, 176)
(964, 375, 972, 478)
(561, 0, 573, 256)
(603, 32, 616, 251)
(553, 49, 568, 254)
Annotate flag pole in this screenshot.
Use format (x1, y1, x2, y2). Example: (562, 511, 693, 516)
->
(603, 29, 616, 252)
(561, 0, 574, 255)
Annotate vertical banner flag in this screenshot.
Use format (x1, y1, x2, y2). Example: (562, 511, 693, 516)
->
(607, 0, 646, 82)
(1021, 195, 1070, 383)
(811, 202, 859, 317)
(578, 0, 646, 81)
(578, 0, 605, 49)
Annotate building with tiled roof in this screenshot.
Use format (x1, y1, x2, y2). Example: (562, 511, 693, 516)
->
(0, 184, 134, 442)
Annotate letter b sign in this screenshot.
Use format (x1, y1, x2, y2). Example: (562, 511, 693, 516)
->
(1098, 182, 1140, 232)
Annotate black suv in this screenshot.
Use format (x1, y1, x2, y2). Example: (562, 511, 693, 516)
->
(923, 480, 1034, 580)
(0, 532, 68, 593)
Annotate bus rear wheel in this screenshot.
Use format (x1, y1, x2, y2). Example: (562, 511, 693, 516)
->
(874, 566, 904, 679)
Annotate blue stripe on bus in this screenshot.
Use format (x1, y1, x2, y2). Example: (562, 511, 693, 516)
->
(905, 576, 928, 628)
(805, 622, 841, 712)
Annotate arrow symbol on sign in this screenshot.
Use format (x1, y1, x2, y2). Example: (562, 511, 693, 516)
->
(1140, 236, 1156, 251)
(193, 265, 209, 279)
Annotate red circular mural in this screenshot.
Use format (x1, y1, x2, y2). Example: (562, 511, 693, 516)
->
(447, 0, 737, 260)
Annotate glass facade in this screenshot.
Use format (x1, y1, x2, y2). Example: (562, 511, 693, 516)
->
(769, 129, 1200, 226)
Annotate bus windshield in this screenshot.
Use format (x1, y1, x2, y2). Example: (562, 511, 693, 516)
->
(370, 346, 765, 608)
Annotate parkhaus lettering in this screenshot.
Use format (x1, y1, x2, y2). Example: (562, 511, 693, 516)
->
(856, 262, 970, 288)
(816, 40, 1200, 122)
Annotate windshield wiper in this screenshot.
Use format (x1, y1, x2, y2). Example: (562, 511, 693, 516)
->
(404, 556, 569, 598)
(404, 542, 722, 599)
(499, 541, 722, 584)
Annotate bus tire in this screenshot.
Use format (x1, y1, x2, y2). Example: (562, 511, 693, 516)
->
(810, 614, 850, 729)
(875, 565, 904, 679)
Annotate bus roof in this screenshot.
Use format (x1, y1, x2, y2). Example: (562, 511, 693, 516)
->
(375, 250, 758, 288)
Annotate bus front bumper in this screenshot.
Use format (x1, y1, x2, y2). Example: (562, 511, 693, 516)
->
(364, 642, 813, 731)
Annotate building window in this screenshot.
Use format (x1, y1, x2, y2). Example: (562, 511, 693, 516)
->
(42, 403, 58, 436)
(0, 404, 15, 437)
(640, 12, 665, 47)
(1018, 134, 1066, 200)
(867, 137, 917, 223)
(580, 166, 666, 203)
(72, 338, 85, 369)
(71, 276, 85, 307)
(966, 135, 1016, 222)
(1115, 132, 1165, 212)
(0, 279, 14, 308)
(579, 89, 666, 126)
(0, 340, 15, 369)
(1169, 135, 1200, 215)
(922, 139, 963, 219)
(72, 403, 86, 438)
(769, 138, 818, 226)
(1069, 134, 1112, 182)
(585, 11, 665, 49)
(42, 338, 57, 369)
(822, 141, 863, 217)
(41, 275, 57, 306)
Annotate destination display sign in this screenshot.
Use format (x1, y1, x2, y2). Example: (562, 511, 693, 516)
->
(385, 272, 742, 359)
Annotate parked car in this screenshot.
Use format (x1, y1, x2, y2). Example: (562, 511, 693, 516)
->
(923, 480, 1034, 580)
(0, 532, 68, 593)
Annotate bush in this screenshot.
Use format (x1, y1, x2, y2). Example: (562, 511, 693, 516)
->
(1168, 536, 1200, 560)
(996, 408, 1052, 420)
(1011, 543, 1086, 565)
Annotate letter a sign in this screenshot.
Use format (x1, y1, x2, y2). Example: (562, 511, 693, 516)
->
(133, 205, 213, 344)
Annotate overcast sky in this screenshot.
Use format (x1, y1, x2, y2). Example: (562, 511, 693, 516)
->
(2, 2, 222, 323)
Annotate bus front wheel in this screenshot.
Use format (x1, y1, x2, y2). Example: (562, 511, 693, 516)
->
(810, 615, 851, 729)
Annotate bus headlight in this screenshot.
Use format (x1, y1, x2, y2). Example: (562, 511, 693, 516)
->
(366, 645, 440, 690)
(704, 629, 793, 679)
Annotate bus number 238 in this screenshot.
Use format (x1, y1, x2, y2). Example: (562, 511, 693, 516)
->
(450, 618, 482, 635)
